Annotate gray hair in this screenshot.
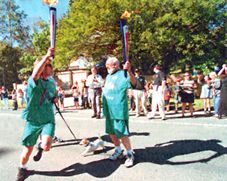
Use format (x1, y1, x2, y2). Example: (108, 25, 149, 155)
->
(209, 72, 216, 77)
(106, 57, 119, 67)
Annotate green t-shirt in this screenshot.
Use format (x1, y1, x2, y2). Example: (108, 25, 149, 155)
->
(22, 76, 57, 125)
(102, 70, 131, 120)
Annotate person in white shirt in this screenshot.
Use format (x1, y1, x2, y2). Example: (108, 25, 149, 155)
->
(86, 67, 104, 119)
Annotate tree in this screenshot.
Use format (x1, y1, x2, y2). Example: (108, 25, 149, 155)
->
(0, 0, 30, 48)
(54, 0, 225, 74)
(0, 42, 22, 88)
(19, 21, 49, 78)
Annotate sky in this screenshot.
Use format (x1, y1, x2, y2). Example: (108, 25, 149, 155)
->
(15, 0, 70, 27)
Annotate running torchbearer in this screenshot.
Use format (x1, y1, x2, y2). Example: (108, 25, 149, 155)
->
(16, 48, 57, 181)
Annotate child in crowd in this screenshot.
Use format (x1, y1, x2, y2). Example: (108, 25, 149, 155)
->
(173, 78, 182, 113)
(200, 75, 212, 114)
(164, 83, 172, 112)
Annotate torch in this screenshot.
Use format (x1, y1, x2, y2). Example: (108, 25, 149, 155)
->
(120, 11, 131, 77)
(43, 0, 58, 58)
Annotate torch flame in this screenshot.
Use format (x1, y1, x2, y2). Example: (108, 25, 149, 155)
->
(121, 10, 131, 20)
(43, 0, 58, 6)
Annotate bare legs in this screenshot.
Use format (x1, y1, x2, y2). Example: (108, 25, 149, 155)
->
(19, 135, 53, 167)
(182, 102, 193, 117)
(109, 134, 132, 150)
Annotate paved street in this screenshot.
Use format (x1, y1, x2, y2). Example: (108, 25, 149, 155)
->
(0, 109, 226, 181)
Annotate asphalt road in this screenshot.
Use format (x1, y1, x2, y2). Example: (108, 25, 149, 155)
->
(0, 109, 226, 181)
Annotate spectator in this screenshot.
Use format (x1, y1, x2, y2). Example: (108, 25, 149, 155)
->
(81, 80, 89, 109)
(180, 72, 197, 117)
(217, 64, 227, 118)
(18, 88, 25, 109)
(1, 86, 9, 109)
(0, 86, 2, 109)
(58, 86, 65, 111)
(199, 75, 211, 114)
(71, 82, 79, 109)
(147, 65, 166, 120)
(173, 78, 182, 113)
(128, 89, 135, 112)
(22, 81, 28, 105)
(147, 82, 153, 111)
(209, 72, 221, 117)
(86, 67, 104, 119)
(164, 82, 172, 112)
(133, 69, 147, 117)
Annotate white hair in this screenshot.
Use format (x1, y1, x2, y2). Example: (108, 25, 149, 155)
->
(209, 72, 216, 77)
(106, 57, 119, 67)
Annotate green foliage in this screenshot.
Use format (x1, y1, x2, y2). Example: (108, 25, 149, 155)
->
(0, 0, 30, 47)
(54, 0, 225, 74)
(19, 22, 50, 78)
(0, 42, 22, 88)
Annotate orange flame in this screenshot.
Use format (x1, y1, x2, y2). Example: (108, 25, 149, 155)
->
(43, 0, 58, 6)
(121, 10, 131, 20)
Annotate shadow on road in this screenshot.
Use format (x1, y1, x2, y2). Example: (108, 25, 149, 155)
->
(0, 148, 15, 158)
(134, 139, 227, 165)
(26, 139, 226, 180)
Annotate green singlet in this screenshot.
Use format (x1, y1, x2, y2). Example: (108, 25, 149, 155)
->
(21, 76, 57, 146)
(103, 70, 132, 138)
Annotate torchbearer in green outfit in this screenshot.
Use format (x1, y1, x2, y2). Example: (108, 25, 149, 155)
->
(16, 48, 57, 181)
(102, 57, 137, 167)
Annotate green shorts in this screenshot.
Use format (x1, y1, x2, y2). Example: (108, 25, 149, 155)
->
(106, 119, 129, 138)
(21, 121, 55, 146)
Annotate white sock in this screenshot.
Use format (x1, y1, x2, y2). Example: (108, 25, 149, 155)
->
(115, 146, 122, 153)
(19, 164, 27, 169)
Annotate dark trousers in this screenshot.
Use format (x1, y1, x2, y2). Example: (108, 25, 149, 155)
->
(90, 88, 102, 116)
(12, 100, 18, 110)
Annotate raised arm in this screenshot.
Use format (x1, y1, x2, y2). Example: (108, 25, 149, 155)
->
(32, 48, 55, 81)
(218, 64, 226, 77)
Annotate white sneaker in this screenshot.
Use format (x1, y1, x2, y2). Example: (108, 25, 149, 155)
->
(144, 111, 148, 116)
(147, 113, 154, 119)
(109, 149, 124, 160)
(124, 153, 134, 167)
(161, 117, 166, 120)
(135, 114, 140, 117)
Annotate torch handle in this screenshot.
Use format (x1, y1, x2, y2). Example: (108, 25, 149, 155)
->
(50, 7, 57, 58)
(120, 19, 129, 78)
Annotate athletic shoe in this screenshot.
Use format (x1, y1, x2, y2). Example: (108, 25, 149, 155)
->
(16, 167, 28, 181)
(147, 113, 154, 119)
(33, 143, 43, 162)
(109, 149, 124, 160)
(124, 153, 135, 168)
